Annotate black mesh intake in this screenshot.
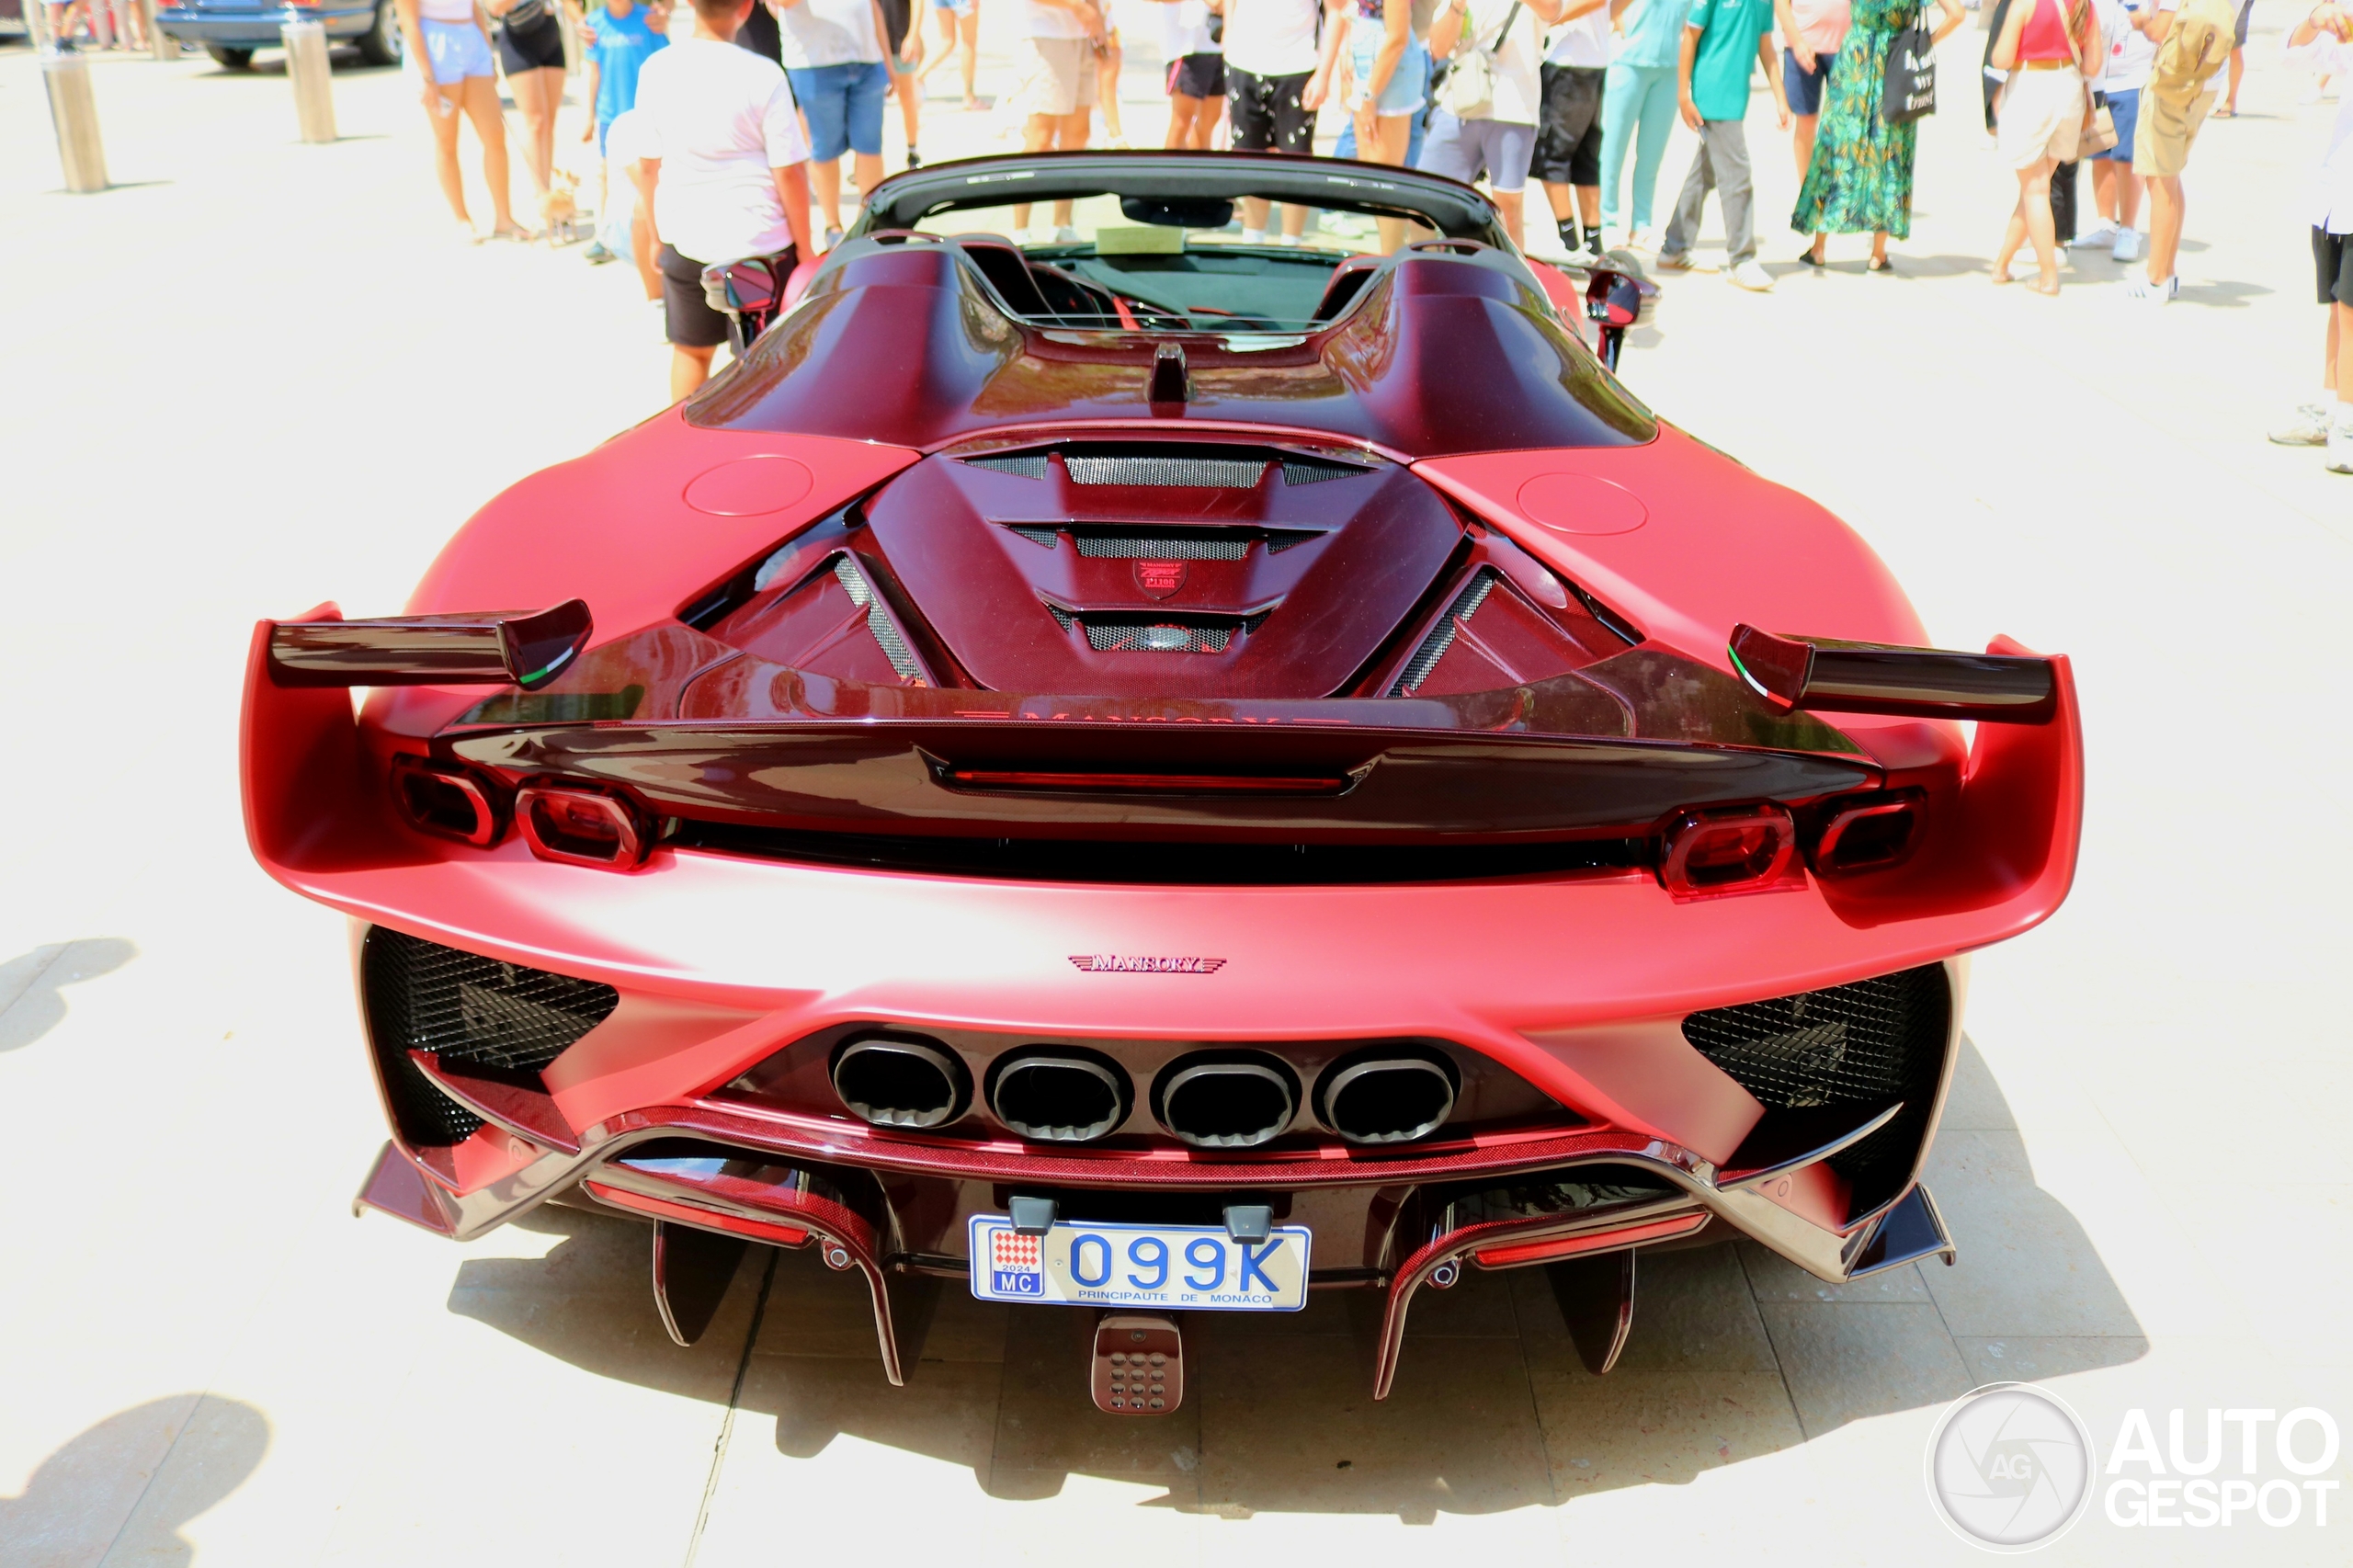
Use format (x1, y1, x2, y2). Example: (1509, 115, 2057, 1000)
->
(1085, 620, 1234, 653)
(1392, 571, 1497, 695)
(1682, 964, 1951, 1220)
(1064, 454, 1267, 487)
(360, 927, 620, 1147)
(1074, 533, 1251, 561)
(961, 453, 1049, 479)
(1280, 456, 1375, 485)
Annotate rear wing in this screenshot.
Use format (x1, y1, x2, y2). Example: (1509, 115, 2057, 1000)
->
(1728, 626, 2057, 723)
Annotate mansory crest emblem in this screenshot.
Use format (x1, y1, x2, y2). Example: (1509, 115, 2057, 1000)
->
(1069, 955, 1227, 973)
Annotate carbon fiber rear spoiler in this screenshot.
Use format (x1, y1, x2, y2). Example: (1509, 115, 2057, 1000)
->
(1728, 626, 2058, 723)
(265, 601, 593, 691)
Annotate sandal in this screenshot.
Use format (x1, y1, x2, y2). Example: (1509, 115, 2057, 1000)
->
(1797, 248, 1826, 267)
(1868, 256, 1894, 273)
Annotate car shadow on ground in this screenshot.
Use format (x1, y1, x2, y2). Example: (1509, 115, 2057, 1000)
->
(446, 1036, 2144, 1520)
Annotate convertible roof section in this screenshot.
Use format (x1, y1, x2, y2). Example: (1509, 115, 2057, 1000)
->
(857, 152, 1516, 244)
(686, 233, 1655, 457)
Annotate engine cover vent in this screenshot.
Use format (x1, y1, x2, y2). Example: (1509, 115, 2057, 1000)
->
(1279, 456, 1375, 485)
(1392, 571, 1499, 695)
(1076, 534, 1250, 561)
(1085, 619, 1234, 653)
(360, 926, 619, 1147)
(961, 453, 1049, 479)
(1064, 453, 1267, 487)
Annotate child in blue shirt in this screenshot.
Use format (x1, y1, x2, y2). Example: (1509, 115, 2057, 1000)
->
(579, 0, 668, 263)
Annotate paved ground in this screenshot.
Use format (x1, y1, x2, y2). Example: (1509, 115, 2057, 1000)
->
(2, 14, 2348, 1566)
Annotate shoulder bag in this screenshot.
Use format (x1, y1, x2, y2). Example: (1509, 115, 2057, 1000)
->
(1881, 6, 1939, 126)
(1440, 0, 1524, 120)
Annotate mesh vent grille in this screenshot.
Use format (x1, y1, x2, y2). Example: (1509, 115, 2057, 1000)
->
(1391, 571, 1498, 696)
(1064, 454, 1268, 487)
(1085, 620, 1233, 653)
(1682, 964, 1951, 1217)
(1280, 457, 1373, 485)
(360, 927, 619, 1147)
(833, 557, 926, 684)
(962, 453, 1050, 479)
(1009, 526, 1060, 549)
(1074, 534, 1250, 561)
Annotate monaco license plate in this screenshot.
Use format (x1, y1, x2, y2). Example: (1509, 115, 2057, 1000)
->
(968, 1214, 1311, 1312)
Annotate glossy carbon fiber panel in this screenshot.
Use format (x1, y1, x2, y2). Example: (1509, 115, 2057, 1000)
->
(1681, 963, 1950, 1217)
(360, 927, 620, 1147)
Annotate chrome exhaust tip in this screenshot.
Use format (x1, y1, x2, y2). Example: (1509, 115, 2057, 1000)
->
(1154, 1054, 1297, 1149)
(830, 1035, 969, 1129)
(1315, 1051, 1458, 1144)
(990, 1051, 1131, 1142)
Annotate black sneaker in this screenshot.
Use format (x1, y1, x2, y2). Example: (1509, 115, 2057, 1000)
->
(905, 146, 922, 170)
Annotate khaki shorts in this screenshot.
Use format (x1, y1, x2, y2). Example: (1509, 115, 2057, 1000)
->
(1014, 35, 1099, 119)
(1995, 65, 2085, 170)
(2131, 79, 2216, 178)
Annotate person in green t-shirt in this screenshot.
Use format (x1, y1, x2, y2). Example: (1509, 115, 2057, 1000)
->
(1655, 0, 1790, 289)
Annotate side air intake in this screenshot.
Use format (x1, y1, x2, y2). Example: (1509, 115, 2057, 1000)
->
(360, 926, 620, 1147)
(1682, 964, 1952, 1218)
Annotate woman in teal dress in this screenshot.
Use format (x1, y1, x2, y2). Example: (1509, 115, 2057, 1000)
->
(1790, 0, 1964, 268)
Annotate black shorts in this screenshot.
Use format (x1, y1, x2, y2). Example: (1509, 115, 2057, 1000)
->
(2317, 227, 2353, 308)
(496, 11, 565, 73)
(1168, 51, 1226, 100)
(1532, 63, 1606, 186)
(661, 244, 733, 350)
(1228, 67, 1313, 153)
(878, 0, 911, 54)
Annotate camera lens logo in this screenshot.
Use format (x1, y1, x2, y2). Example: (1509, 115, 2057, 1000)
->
(1925, 1382, 2095, 1551)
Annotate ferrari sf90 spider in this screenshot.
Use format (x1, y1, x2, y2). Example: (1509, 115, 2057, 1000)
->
(243, 153, 2080, 1405)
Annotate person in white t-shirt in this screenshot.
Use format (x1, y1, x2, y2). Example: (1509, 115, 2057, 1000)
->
(1009, 0, 1107, 243)
(1427, 0, 1572, 246)
(633, 0, 815, 400)
(599, 107, 666, 306)
(2268, 1, 2353, 468)
(769, 0, 898, 245)
(1154, 0, 1226, 147)
(1226, 0, 1324, 241)
(1534, 1, 1627, 256)
(2083, 0, 2154, 257)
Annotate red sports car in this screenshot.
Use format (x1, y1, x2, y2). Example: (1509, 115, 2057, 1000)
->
(243, 153, 2080, 1409)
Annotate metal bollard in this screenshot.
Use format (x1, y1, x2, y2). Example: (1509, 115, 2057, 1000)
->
(42, 50, 111, 194)
(282, 18, 338, 143)
(148, 0, 181, 60)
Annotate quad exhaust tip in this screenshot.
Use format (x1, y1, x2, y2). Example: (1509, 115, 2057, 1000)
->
(1154, 1054, 1297, 1149)
(830, 1035, 970, 1129)
(1315, 1051, 1459, 1145)
(989, 1051, 1131, 1142)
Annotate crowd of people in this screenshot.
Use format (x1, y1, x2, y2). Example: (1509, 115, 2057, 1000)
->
(372, 0, 2348, 467)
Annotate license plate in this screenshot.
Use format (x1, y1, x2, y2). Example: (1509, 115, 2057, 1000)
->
(967, 1214, 1311, 1312)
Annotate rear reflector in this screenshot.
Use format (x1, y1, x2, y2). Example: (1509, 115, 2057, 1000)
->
(1472, 1210, 1709, 1268)
(1659, 804, 1799, 898)
(517, 786, 649, 869)
(391, 758, 502, 846)
(585, 1181, 812, 1247)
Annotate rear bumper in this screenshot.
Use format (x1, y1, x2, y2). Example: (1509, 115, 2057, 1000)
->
(155, 6, 375, 45)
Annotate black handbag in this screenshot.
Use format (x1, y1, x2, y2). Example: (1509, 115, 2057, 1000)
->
(1881, 11, 1938, 125)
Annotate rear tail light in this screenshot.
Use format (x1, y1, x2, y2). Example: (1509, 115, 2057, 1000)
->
(1659, 804, 1800, 899)
(1812, 792, 1925, 876)
(392, 757, 503, 846)
(517, 785, 650, 869)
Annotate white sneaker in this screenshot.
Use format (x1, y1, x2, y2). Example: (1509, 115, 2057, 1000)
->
(2126, 272, 2178, 303)
(1239, 228, 1267, 244)
(2269, 402, 2335, 446)
(2074, 219, 2118, 250)
(2328, 413, 2353, 474)
(1729, 259, 1775, 291)
(2112, 228, 2143, 262)
(1053, 224, 1081, 244)
(1631, 226, 1666, 252)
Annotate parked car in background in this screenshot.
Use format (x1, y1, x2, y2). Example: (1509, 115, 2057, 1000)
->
(153, 0, 401, 68)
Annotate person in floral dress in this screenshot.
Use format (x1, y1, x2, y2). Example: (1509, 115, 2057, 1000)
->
(1790, 0, 1962, 268)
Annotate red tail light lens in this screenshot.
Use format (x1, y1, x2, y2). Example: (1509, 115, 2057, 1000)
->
(392, 758, 503, 846)
(1659, 804, 1799, 898)
(516, 786, 650, 869)
(1813, 793, 1924, 876)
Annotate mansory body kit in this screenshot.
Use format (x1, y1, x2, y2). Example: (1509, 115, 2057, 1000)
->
(243, 154, 2081, 1405)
